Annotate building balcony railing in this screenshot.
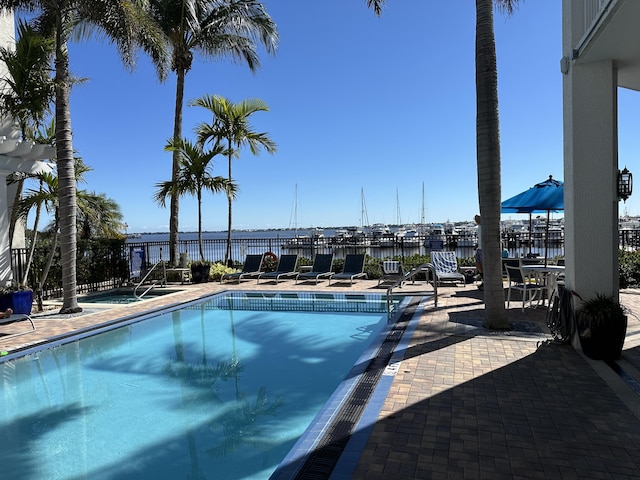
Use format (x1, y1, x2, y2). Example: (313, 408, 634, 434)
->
(581, 0, 612, 42)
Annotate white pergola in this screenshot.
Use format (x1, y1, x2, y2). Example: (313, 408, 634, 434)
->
(0, 10, 55, 287)
(0, 117, 54, 287)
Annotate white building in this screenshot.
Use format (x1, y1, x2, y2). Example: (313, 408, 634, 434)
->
(562, 0, 639, 306)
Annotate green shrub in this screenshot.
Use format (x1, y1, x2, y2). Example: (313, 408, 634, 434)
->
(209, 262, 235, 281)
(619, 249, 640, 288)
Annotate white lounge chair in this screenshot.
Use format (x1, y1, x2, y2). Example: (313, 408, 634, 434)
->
(430, 251, 466, 287)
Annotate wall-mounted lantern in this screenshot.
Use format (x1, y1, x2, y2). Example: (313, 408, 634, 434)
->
(618, 167, 633, 202)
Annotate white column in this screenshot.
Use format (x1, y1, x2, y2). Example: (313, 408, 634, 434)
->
(0, 10, 16, 286)
(0, 173, 12, 286)
(563, 61, 619, 299)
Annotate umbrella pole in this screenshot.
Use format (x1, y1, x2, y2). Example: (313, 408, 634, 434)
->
(544, 210, 550, 267)
(528, 214, 532, 256)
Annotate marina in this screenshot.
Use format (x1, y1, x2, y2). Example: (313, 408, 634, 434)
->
(124, 219, 572, 268)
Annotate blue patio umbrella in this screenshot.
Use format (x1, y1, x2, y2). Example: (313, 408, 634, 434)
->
(501, 175, 564, 213)
(501, 175, 564, 263)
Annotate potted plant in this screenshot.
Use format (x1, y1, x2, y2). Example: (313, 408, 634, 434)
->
(0, 282, 33, 315)
(576, 293, 628, 361)
(190, 261, 212, 284)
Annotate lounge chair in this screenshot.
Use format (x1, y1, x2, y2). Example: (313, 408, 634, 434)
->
(0, 310, 36, 338)
(328, 254, 367, 285)
(430, 251, 466, 287)
(378, 260, 405, 286)
(296, 253, 334, 284)
(220, 254, 265, 283)
(257, 254, 299, 284)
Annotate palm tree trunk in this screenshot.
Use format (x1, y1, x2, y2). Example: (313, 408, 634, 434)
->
(476, 0, 508, 328)
(169, 68, 186, 267)
(197, 190, 205, 261)
(38, 219, 58, 300)
(22, 179, 44, 286)
(55, 35, 81, 314)
(225, 148, 233, 266)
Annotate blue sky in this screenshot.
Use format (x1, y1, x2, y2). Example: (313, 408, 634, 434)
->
(40, 0, 640, 233)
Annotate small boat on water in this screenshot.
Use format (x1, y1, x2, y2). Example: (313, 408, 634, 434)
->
(455, 224, 477, 247)
(396, 225, 421, 246)
(281, 227, 327, 250)
(423, 223, 446, 249)
(330, 226, 370, 247)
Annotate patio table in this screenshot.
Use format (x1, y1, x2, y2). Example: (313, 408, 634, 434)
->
(520, 264, 565, 306)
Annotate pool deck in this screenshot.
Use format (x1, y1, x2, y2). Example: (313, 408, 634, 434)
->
(3, 279, 640, 479)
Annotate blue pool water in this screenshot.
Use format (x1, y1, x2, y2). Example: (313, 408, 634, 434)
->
(0, 292, 394, 479)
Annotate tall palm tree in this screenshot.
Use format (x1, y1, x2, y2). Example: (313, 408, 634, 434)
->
(0, 2, 168, 313)
(191, 94, 276, 265)
(365, 0, 519, 328)
(146, 0, 278, 266)
(154, 137, 236, 261)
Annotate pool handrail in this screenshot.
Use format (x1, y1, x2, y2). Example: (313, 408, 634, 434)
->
(386, 262, 437, 317)
(133, 258, 167, 299)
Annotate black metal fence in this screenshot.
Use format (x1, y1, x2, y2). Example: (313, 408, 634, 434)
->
(6, 231, 581, 300)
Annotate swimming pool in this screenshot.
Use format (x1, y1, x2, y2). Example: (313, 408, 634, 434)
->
(78, 288, 183, 304)
(0, 291, 414, 479)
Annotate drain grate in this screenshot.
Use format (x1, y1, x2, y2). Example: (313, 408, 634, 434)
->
(292, 300, 419, 479)
(606, 360, 640, 396)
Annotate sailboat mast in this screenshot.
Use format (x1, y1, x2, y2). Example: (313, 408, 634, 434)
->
(289, 184, 298, 234)
(361, 187, 369, 228)
(421, 182, 425, 225)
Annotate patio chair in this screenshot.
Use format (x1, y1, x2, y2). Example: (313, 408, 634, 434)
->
(296, 253, 334, 284)
(257, 254, 299, 284)
(0, 311, 36, 339)
(505, 264, 545, 311)
(328, 254, 367, 285)
(220, 254, 265, 283)
(378, 260, 405, 286)
(430, 251, 466, 287)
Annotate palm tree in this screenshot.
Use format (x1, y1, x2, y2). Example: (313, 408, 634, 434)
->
(0, 19, 55, 248)
(146, 0, 278, 266)
(365, 0, 519, 328)
(0, 2, 168, 314)
(154, 137, 236, 261)
(77, 192, 127, 240)
(191, 94, 276, 265)
(18, 120, 56, 286)
(474, 0, 518, 329)
(0, 19, 54, 138)
(17, 158, 92, 309)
